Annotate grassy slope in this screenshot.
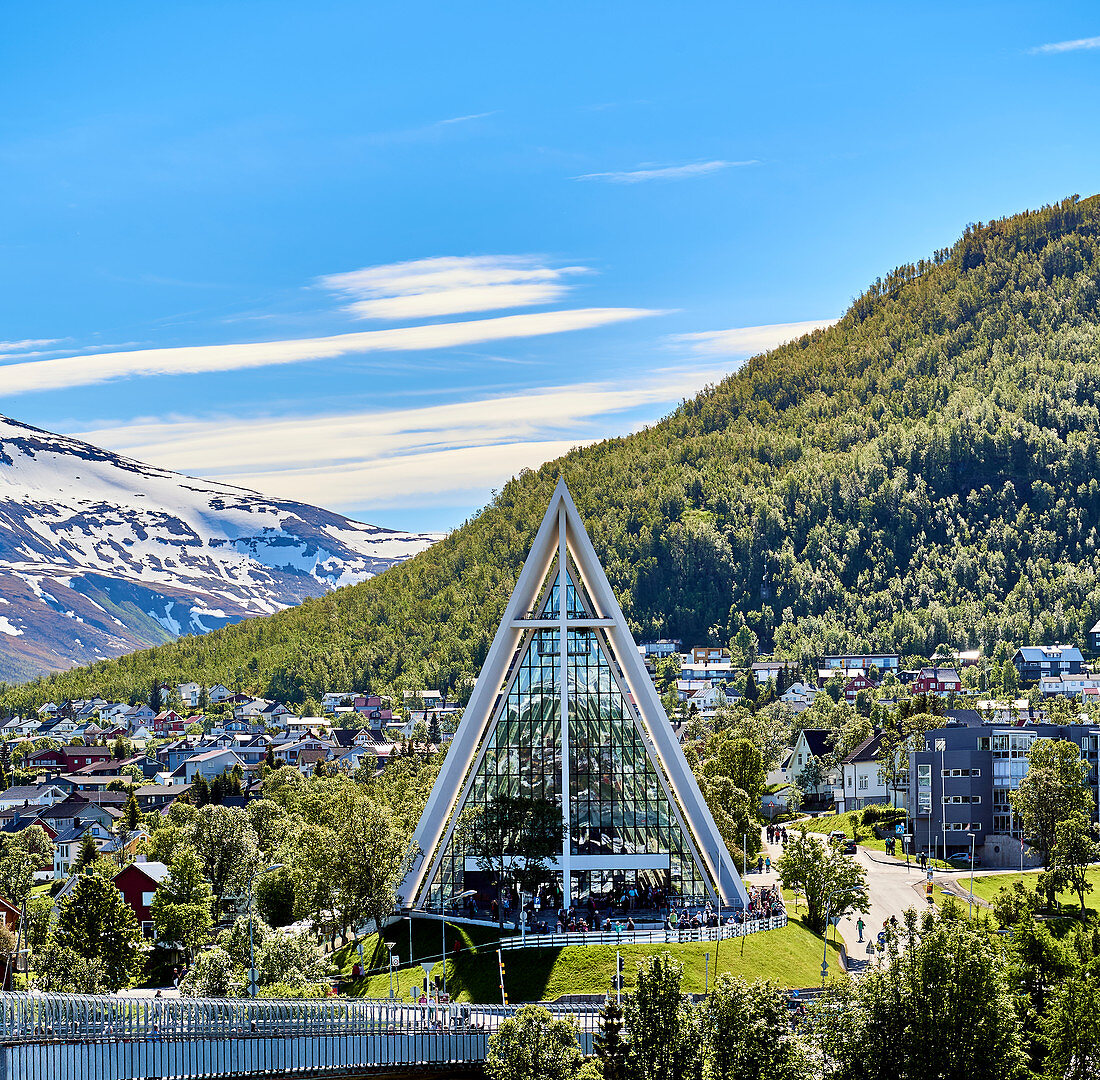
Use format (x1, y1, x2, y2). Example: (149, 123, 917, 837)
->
(334, 917, 841, 1002)
(967, 867, 1100, 911)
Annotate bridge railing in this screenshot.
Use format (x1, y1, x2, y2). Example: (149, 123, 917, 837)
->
(500, 911, 787, 950)
(0, 991, 602, 1044)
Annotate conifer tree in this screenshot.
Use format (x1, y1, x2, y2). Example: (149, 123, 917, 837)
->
(124, 790, 141, 832)
(191, 773, 210, 807)
(75, 831, 99, 872)
(594, 995, 627, 1080)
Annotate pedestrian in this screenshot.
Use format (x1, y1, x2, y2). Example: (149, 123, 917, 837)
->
(856, 917, 865, 942)
(764, 855, 771, 874)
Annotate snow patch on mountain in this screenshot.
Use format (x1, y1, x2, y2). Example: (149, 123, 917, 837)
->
(0, 414, 439, 680)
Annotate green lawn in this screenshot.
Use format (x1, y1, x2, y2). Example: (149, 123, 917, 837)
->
(333, 916, 842, 1002)
(797, 812, 950, 868)
(967, 868, 1100, 912)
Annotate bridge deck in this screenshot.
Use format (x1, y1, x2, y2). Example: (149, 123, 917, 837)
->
(0, 994, 598, 1080)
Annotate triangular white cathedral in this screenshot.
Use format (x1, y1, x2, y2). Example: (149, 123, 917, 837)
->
(400, 479, 748, 913)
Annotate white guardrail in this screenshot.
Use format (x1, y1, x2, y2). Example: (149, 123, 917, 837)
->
(499, 911, 787, 950)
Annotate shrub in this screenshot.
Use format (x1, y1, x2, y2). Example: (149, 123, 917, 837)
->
(861, 805, 905, 825)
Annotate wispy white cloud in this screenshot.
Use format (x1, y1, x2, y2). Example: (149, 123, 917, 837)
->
(0, 338, 62, 361)
(573, 160, 756, 183)
(0, 307, 659, 397)
(671, 319, 836, 357)
(0, 339, 60, 352)
(320, 255, 588, 320)
(1030, 35, 1100, 54)
(437, 111, 497, 125)
(78, 366, 729, 509)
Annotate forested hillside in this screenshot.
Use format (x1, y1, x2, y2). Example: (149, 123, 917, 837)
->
(6, 194, 1100, 711)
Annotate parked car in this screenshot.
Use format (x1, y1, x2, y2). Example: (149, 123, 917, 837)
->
(828, 830, 857, 855)
(946, 850, 982, 869)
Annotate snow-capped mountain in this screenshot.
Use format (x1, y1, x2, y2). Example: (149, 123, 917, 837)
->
(0, 415, 438, 681)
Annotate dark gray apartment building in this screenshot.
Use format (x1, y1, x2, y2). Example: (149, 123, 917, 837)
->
(907, 721, 1100, 865)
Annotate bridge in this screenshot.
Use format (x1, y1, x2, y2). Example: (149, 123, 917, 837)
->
(0, 992, 600, 1080)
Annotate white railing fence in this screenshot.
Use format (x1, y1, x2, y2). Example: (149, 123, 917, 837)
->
(0, 991, 601, 1043)
(499, 911, 787, 950)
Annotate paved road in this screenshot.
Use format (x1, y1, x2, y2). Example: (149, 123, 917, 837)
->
(755, 830, 1021, 970)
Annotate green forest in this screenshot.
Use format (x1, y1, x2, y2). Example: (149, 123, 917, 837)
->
(6, 194, 1100, 712)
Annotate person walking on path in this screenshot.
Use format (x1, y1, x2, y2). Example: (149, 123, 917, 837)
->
(856, 918, 865, 942)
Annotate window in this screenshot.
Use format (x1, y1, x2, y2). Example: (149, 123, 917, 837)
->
(858, 775, 868, 791)
(917, 764, 932, 814)
(141, 891, 156, 907)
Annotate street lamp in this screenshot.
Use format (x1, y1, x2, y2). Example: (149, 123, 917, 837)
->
(820, 888, 843, 987)
(385, 941, 397, 1001)
(966, 832, 976, 920)
(248, 863, 283, 997)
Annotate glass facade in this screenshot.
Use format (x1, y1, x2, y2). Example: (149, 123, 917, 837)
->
(424, 558, 710, 913)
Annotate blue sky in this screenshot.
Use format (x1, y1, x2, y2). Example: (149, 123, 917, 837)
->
(1, 2, 1099, 531)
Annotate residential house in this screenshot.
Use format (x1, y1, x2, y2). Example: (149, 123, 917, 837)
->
(133, 784, 189, 813)
(842, 674, 876, 704)
(820, 653, 900, 674)
(123, 704, 156, 728)
(178, 683, 202, 709)
(52, 820, 113, 878)
(37, 797, 117, 834)
(160, 739, 202, 774)
(1013, 645, 1085, 683)
(640, 639, 682, 659)
(169, 748, 243, 784)
(113, 860, 170, 936)
(0, 783, 67, 813)
(97, 703, 132, 725)
(750, 660, 793, 685)
(1039, 673, 1100, 698)
(284, 716, 331, 737)
(839, 733, 894, 813)
(333, 745, 378, 772)
(0, 897, 20, 934)
(7, 716, 41, 737)
(322, 692, 357, 714)
(1090, 619, 1100, 654)
(975, 699, 1043, 724)
(691, 646, 730, 665)
(25, 745, 114, 774)
(679, 654, 738, 681)
(207, 684, 234, 705)
(152, 710, 188, 736)
(790, 728, 839, 804)
(911, 667, 963, 697)
(780, 682, 818, 713)
(765, 748, 794, 788)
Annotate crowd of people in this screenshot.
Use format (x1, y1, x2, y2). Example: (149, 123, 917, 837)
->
(765, 824, 790, 845)
(744, 884, 784, 921)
